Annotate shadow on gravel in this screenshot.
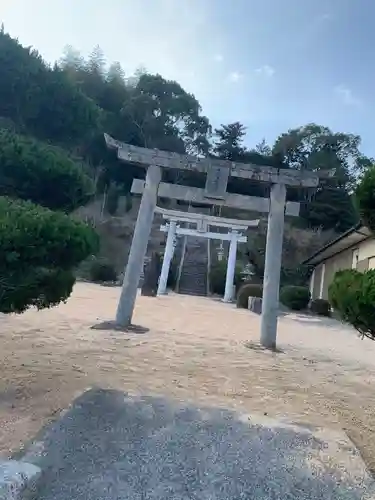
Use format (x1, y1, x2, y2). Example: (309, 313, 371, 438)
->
(90, 321, 149, 334)
(27, 388, 373, 500)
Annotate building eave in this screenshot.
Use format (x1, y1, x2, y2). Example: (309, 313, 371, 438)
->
(302, 223, 372, 267)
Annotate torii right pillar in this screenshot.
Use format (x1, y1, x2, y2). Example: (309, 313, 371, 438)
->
(260, 182, 287, 349)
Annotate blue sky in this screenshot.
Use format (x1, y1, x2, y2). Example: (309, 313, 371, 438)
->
(1, 0, 373, 155)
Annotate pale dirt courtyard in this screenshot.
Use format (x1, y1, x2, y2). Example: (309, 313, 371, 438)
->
(1, 283, 375, 472)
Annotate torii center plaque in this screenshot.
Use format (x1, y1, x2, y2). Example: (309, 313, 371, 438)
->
(204, 165, 229, 200)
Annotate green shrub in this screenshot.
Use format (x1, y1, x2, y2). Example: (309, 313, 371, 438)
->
(0, 102, 98, 314)
(0, 197, 99, 314)
(236, 283, 263, 309)
(310, 298, 331, 317)
(0, 197, 99, 271)
(89, 258, 117, 283)
(210, 260, 243, 296)
(0, 268, 76, 314)
(280, 265, 312, 287)
(328, 269, 362, 312)
(328, 269, 375, 340)
(0, 129, 95, 212)
(236, 275, 262, 294)
(280, 285, 310, 311)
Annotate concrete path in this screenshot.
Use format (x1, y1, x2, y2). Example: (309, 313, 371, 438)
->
(24, 389, 374, 499)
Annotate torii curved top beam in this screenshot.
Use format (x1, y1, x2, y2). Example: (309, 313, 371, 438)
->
(104, 134, 334, 188)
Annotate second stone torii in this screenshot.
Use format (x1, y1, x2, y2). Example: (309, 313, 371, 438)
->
(155, 207, 259, 301)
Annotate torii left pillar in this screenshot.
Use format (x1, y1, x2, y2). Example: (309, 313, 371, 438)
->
(223, 231, 238, 302)
(157, 220, 177, 295)
(116, 165, 161, 327)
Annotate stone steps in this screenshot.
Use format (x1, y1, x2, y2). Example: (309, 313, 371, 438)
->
(178, 289, 207, 297)
(179, 268, 207, 295)
(177, 239, 208, 296)
(175, 206, 211, 297)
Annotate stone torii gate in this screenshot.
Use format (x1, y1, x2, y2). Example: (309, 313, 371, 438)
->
(104, 134, 330, 349)
(155, 207, 259, 301)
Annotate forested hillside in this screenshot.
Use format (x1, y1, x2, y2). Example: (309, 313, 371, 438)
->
(0, 27, 373, 279)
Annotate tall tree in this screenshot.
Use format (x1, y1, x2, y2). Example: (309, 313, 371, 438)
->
(123, 73, 211, 154)
(213, 123, 284, 197)
(59, 45, 85, 75)
(0, 31, 100, 146)
(107, 62, 125, 84)
(273, 124, 370, 183)
(355, 165, 375, 231)
(71, 67, 213, 193)
(213, 122, 247, 160)
(253, 138, 272, 156)
(272, 124, 370, 231)
(60, 50, 213, 157)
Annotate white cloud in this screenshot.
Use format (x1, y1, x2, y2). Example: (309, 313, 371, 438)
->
(213, 53, 223, 62)
(228, 71, 243, 83)
(255, 65, 275, 77)
(334, 85, 362, 106)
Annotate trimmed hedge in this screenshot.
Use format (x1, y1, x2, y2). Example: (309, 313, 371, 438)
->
(236, 283, 263, 309)
(280, 285, 310, 311)
(328, 269, 375, 340)
(0, 196, 99, 272)
(210, 260, 243, 296)
(0, 267, 76, 314)
(0, 196, 98, 313)
(310, 298, 331, 317)
(88, 258, 117, 283)
(328, 269, 362, 312)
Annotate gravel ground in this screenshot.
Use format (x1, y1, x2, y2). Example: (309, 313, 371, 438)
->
(1, 283, 375, 472)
